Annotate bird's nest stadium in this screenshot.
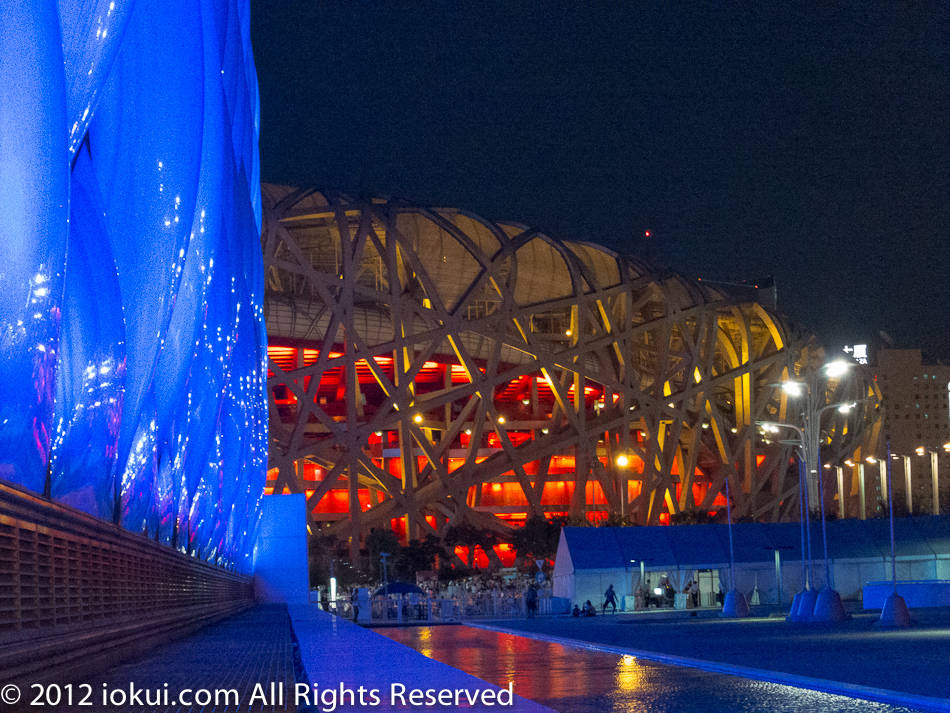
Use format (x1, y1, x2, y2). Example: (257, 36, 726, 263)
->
(262, 185, 882, 567)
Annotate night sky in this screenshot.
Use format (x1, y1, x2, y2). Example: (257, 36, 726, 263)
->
(251, 3, 950, 362)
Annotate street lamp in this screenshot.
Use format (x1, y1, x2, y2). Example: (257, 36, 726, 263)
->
(721, 474, 751, 617)
(879, 439, 911, 626)
(760, 358, 857, 622)
(760, 420, 815, 620)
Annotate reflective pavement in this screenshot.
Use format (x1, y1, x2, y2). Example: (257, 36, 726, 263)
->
(380, 625, 922, 713)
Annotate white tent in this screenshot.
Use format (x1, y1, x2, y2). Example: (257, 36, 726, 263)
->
(553, 516, 950, 610)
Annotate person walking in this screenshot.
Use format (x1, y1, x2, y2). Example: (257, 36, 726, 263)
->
(525, 583, 539, 618)
(602, 584, 618, 614)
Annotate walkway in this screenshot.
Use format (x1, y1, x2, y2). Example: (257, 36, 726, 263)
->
(464, 607, 950, 709)
(32, 604, 555, 713)
(288, 604, 555, 712)
(44, 605, 296, 713)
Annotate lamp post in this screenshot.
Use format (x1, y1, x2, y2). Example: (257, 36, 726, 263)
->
(879, 439, 911, 627)
(760, 358, 855, 622)
(721, 474, 751, 617)
(761, 422, 815, 620)
(918, 446, 941, 516)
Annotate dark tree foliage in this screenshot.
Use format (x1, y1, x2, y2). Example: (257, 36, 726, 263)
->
(308, 532, 367, 589)
(365, 528, 401, 581)
(669, 510, 720, 526)
(395, 535, 445, 581)
(510, 516, 563, 562)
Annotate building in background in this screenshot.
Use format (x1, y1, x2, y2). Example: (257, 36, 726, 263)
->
(261, 186, 882, 566)
(873, 349, 950, 515)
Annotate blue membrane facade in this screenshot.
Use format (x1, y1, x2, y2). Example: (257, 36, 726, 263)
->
(0, 0, 266, 569)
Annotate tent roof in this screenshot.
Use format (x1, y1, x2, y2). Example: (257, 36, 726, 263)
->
(556, 515, 950, 573)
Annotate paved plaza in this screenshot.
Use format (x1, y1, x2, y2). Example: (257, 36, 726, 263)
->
(42, 606, 296, 713)
(23, 603, 950, 712)
(470, 606, 950, 709)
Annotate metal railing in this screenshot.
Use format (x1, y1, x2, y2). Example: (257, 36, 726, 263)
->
(315, 594, 575, 623)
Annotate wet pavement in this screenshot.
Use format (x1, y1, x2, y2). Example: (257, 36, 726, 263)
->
(472, 608, 950, 704)
(380, 625, 930, 713)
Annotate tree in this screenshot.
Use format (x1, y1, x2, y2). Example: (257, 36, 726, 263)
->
(308, 532, 366, 590)
(365, 528, 401, 581)
(444, 522, 498, 566)
(669, 510, 719, 526)
(395, 535, 445, 582)
(510, 516, 562, 563)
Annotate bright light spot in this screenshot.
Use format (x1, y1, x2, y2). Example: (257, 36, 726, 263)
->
(616, 455, 629, 467)
(825, 360, 850, 378)
(838, 403, 854, 413)
(782, 381, 803, 397)
(645, 231, 650, 237)
(34, 287, 48, 297)
(654, 587, 663, 596)
(413, 414, 423, 424)
(497, 416, 506, 424)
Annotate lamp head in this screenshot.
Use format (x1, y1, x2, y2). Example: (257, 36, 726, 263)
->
(825, 360, 850, 378)
(782, 381, 803, 397)
(838, 402, 855, 413)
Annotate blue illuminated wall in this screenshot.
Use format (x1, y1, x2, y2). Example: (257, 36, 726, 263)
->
(0, 0, 266, 570)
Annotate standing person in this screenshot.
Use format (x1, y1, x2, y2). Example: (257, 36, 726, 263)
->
(351, 588, 360, 623)
(634, 585, 645, 611)
(603, 584, 618, 614)
(689, 579, 700, 608)
(525, 583, 538, 618)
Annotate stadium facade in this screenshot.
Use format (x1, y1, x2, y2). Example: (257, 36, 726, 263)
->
(262, 186, 882, 566)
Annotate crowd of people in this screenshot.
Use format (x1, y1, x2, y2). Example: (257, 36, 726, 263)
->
(318, 573, 713, 621)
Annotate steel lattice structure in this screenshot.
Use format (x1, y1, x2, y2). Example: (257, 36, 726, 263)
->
(262, 185, 881, 564)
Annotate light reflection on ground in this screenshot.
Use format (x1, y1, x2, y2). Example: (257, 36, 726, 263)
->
(379, 625, 921, 713)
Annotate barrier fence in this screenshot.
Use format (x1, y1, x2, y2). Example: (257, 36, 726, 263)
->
(0, 480, 254, 683)
(315, 594, 572, 624)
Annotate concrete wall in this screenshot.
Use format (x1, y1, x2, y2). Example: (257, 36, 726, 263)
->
(253, 495, 309, 604)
